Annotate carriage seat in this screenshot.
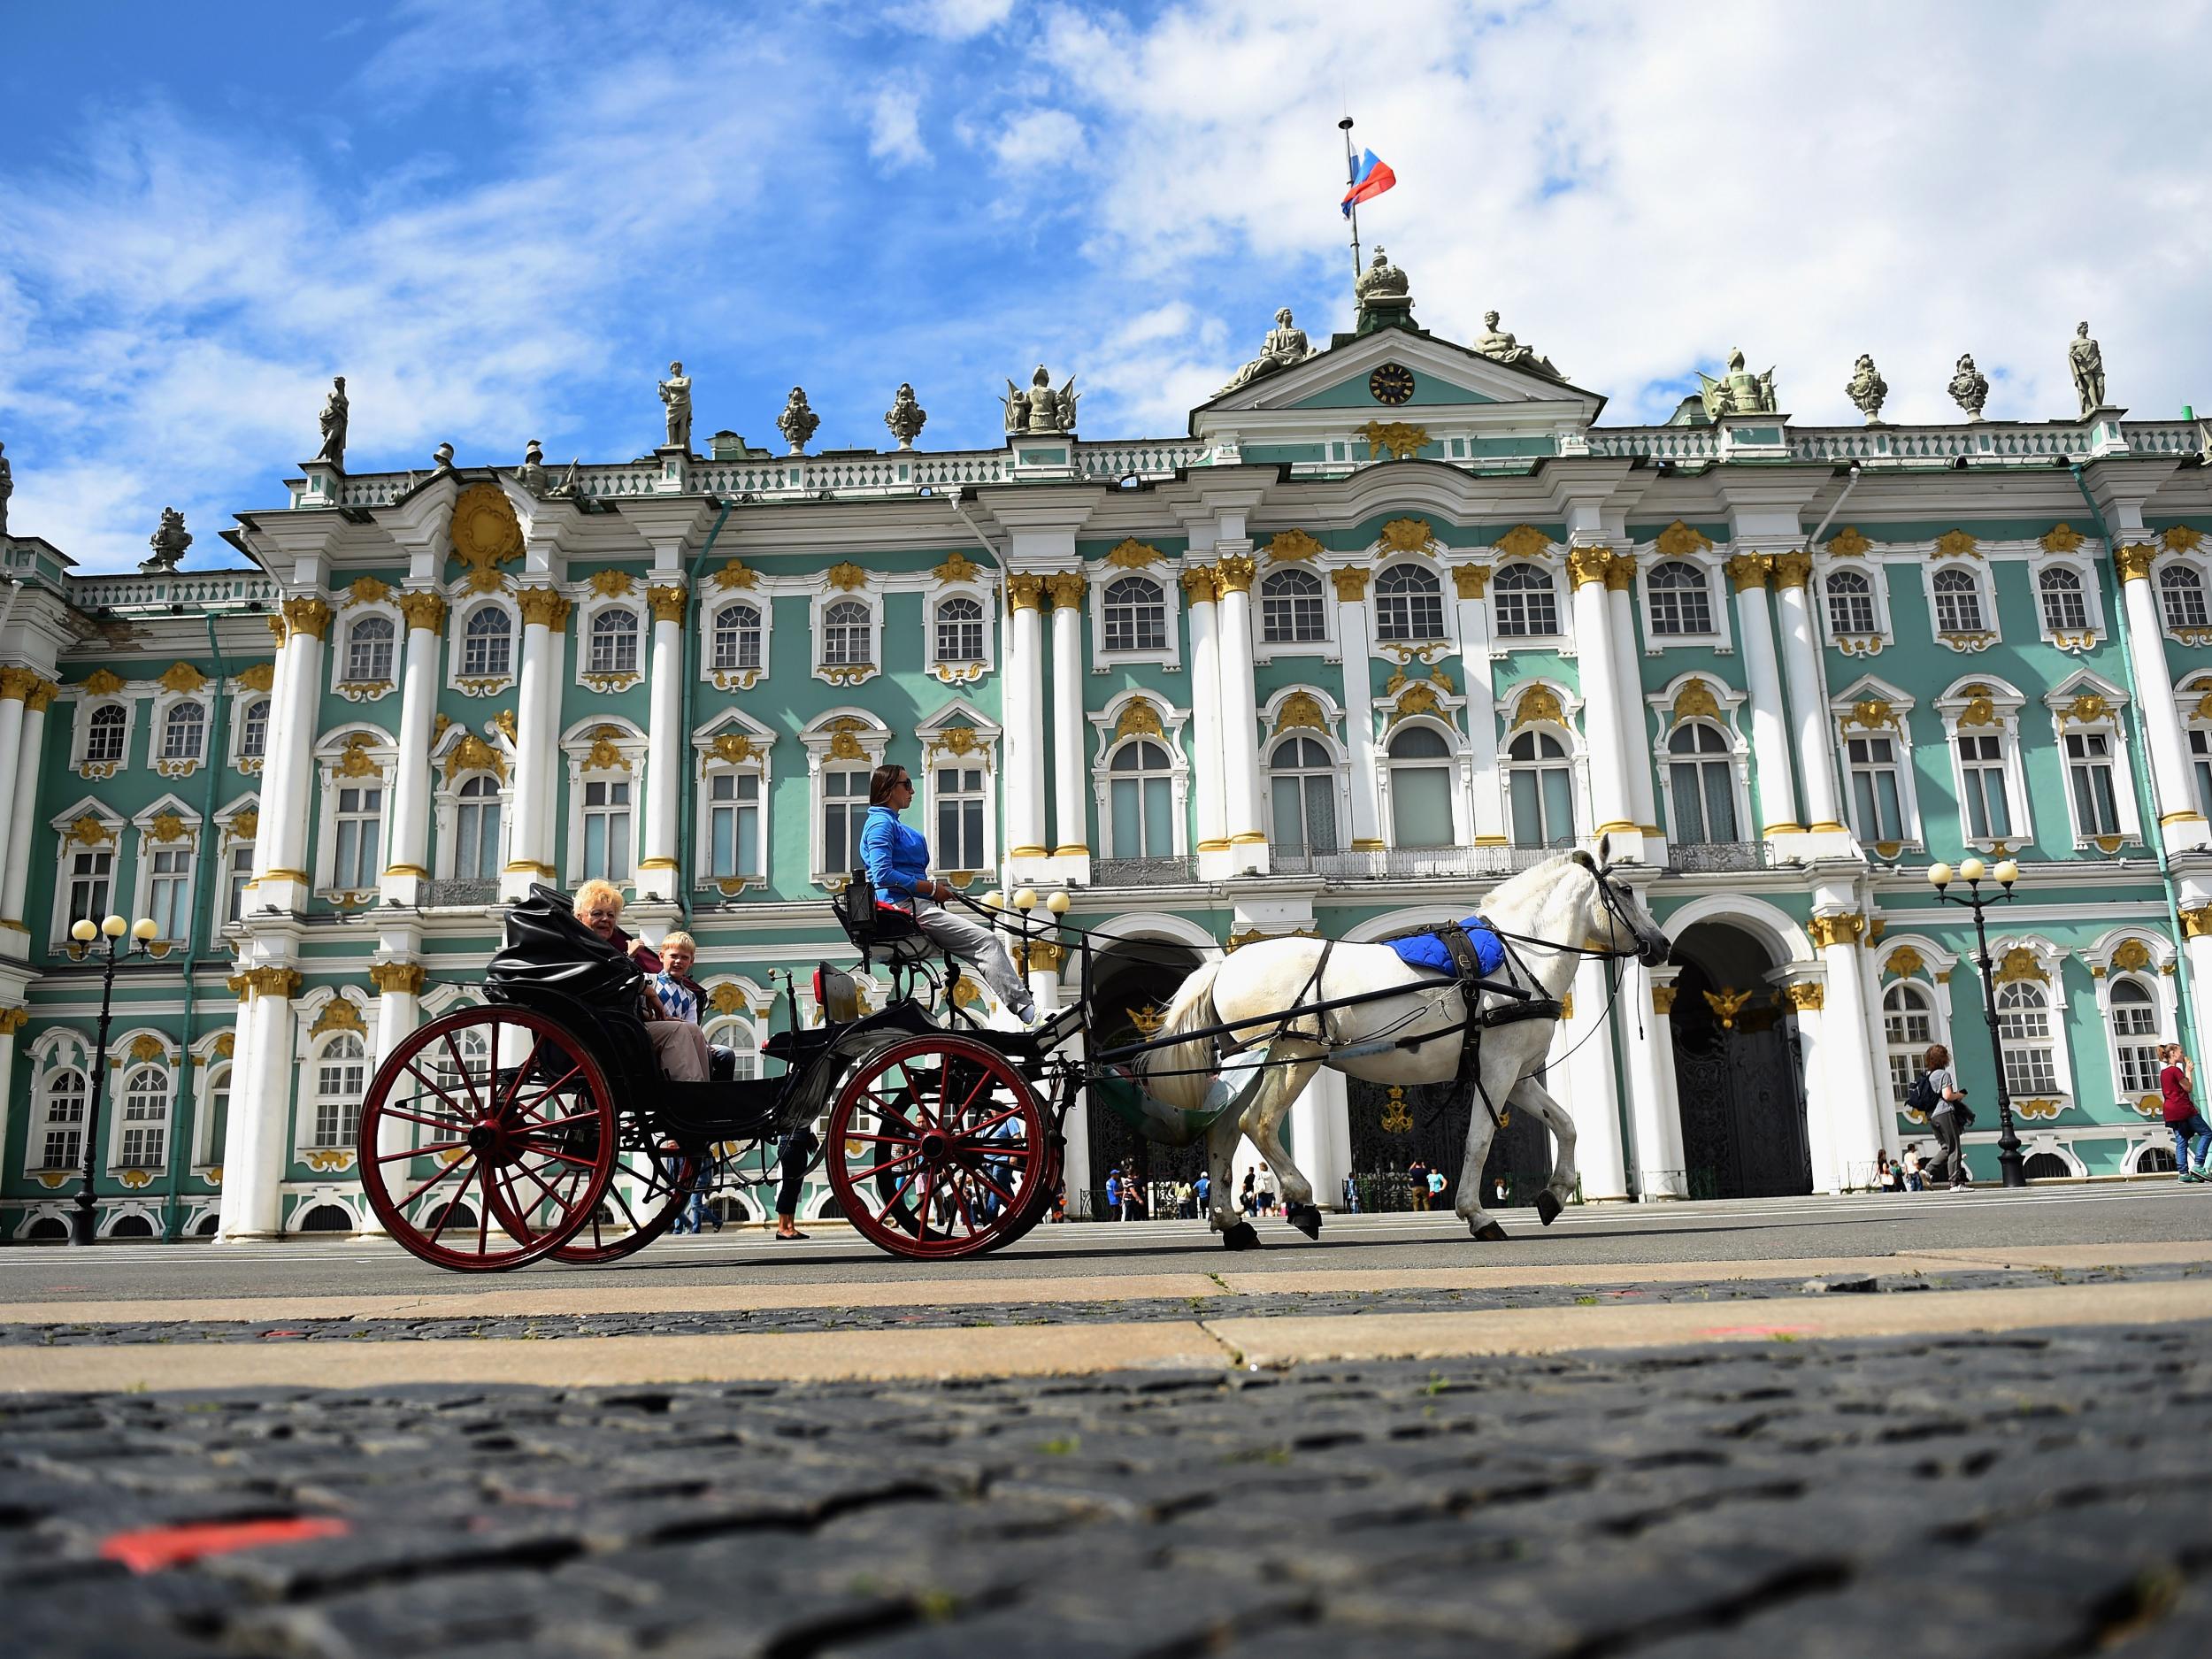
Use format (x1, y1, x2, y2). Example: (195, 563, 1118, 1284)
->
(833, 868, 944, 972)
(1380, 916, 1507, 982)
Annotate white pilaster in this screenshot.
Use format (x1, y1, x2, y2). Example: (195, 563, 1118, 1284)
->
(0, 680, 48, 950)
(1003, 576, 1048, 872)
(0, 1018, 20, 1185)
(257, 599, 330, 912)
(1569, 548, 1635, 840)
(1290, 1069, 1350, 1211)
(1184, 570, 1230, 879)
(1809, 911, 1884, 1191)
(1046, 574, 1091, 880)
(1565, 956, 1629, 1200)
(503, 588, 569, 900)
(1453, 567, 1508, 844)
(1727, 558, 1801, 835)
(638, 584, 687, 901)
(0, 679, 27, 910)
(1334, 569, 1384, 851)
(2116, 550, 2209, 849)
(381, 594, 446, 908)
(1624, 967, 1687, 1197)
(1604, 560, 1660, 843)
(360, 956, 425, 1237)
(218, 965, 298, 1240)
(1772, 556, 1847, 841)
(1214, 548, 1267, 874)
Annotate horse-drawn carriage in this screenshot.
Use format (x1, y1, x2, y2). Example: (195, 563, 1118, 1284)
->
(357, 847, 1668, 1272)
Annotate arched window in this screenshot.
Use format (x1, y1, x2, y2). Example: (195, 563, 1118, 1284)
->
(934, 595, 985, 663)
(37, 1067, 88, 1170)
(1882, 982, 1937, 1111)
(712, 602, 763, 672)
(1646, 561, 1712, 636)
(1932, 568, 1984, 634)
(1374, 566, 1444, 643)
(2039, 567, 2088, 633)
(1386, 726, 1455, 849)
(2109, 976, 2161, 1097)
(1503, 729, 1573, 849)
(311, 1034, 367, 1148)
(1107, 739, 1174, 857)
(1268, 735, 1338, 856)
(1102, 578, 1167, 653)
(588, 610, 639, 676)
(1994, 981, 2060, 1097)
(821, 600, 871, 666)
(85, 704, 127, 764)
(333, 777, 383, 890)
(709, 1022, 760, 1081)
(160, 701, 204, 762)
(1825, 569, 1876, 635)
(454, 773, 501, 880)
(1260, 569, 1325, 643)
(1666, 723, 1737, 843)
(238, 697, 269, 762)
(345, 616, 396, 683)
(2160, 565, 2208, 630)
(118, 1064, 169, 1168)
(461, 607, 512, 679)
(1492, 565, 1558, 637)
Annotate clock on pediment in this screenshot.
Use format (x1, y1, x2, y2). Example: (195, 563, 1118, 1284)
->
(1367, 363, 1416, 405)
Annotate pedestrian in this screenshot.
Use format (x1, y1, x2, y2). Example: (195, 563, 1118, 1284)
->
(2159, 1042, 2211, 1182)
(773, 1124, 818, 1239)
(1240, 1168, 1256, 1217)
(1426, 1166, 1447, 1210)
(1875, 1149, 1895, 1193)
(1194, 1171, 1210, 1213)
(1902, 1143, 1926, 1193)
(1341, 1173, 1361, 1214)
(1257, 1178, 1275, 1217)
(1409, 1157, 1430, 1212)
(1106, 1166, 1125, 1220)
(1176, 1179, 1194, 1219)
(1915, 1043, 1973, 1191)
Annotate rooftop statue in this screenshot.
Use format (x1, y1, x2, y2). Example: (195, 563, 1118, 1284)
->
(1218, 307, 1315, 395)
(141, 507, 191, 574)
(884, 382, 927, 449)
(543, 457, 586, 500)
(659, 360, 694, 451)
(1472, 310, 1562, 379)
(2069, 322, 2106, 419)
(1845, 353, 1888, 424)
(778, 386, 821, 455)
(1355, 246, 1409, 301)
(516, 439, 549, 497)
(0, 440, 11, 538)
(1949, 354, 1989, 422)
(1696, 348, 1778, 420)
(314, 374, 349, 470)
(433, 442, 457, 470)
(1003, 365, 1079, 435)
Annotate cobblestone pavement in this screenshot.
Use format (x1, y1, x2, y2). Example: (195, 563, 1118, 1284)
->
(9, 1260, 2206, 1347)
(6, 1323, 2209, 1657)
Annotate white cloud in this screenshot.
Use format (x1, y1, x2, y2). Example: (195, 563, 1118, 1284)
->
(866, 77, 931, 168)
(992, 108, 1086, 171)
(893, 0, 1017, 42)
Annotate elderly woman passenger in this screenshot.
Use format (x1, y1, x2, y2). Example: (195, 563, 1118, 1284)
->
(572, 879, 710, 1081)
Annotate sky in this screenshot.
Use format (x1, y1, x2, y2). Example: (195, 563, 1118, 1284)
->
(2, 0, 2209, 572)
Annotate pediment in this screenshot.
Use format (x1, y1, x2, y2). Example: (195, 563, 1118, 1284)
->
(1194, 326, 1605, 427)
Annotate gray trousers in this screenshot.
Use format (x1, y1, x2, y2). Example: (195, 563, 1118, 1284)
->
(911, 898, 1033, 1015)
(1931, 1110, 1966, 1185)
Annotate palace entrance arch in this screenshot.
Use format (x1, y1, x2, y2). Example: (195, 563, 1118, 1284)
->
(1083, 936, 1206, 1214)
(1668, 920, 1811, 1199)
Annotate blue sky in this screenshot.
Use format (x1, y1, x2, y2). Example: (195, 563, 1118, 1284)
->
(4, 0, 2208, 571)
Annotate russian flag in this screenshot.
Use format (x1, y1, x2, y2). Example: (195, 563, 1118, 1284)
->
(1341, 149, 1396, 217)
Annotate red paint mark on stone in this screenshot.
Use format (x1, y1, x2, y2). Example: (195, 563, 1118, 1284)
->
(100, 1517, 350, 1573)
(1695, 1324, 1812, 1339)
(259, 1330, 306, 1339)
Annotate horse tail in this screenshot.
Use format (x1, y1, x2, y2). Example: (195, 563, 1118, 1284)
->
(1133, 958, 1223, 1113)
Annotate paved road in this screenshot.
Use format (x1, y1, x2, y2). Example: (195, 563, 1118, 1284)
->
(8, 1184, 2209, 1304)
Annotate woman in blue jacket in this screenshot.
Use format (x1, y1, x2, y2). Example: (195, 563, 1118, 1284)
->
(859, 764, 1036, 1025)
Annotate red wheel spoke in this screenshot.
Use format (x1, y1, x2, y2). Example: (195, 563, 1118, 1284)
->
(842, 1130, 926, 1148)
(914, 1168, 934, 1242)
(382, 1099, 473, 1135)
(397, 1148, 472, 1213)
(375, 1141, 465, 1164)
(849, 1148, 923, 1182)
(438, 1033, 485, 1115)
(510, 1108, 602, 1133)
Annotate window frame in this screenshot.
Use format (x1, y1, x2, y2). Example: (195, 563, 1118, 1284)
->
(581, 604, 643, 683)
(809, 588, 881, 687)
(47, 804, 124, 949)
(1815, 553, 1893, 655)
(1087, 567, 1182, 671)
(1829, 682, 1923, 854)
(129, 803, 201, 945)
(1263, 730, 1345, 860)
(1921, 559, 2000, 650)
(304, 1032, 370, 1152)
(150, 691, 212, 780)
(926, 584, 996, 682)
(1637, 557, 1727, 646)
(111, 1058, 173, 1172)
(559, 720, 646, 887)
(333, 597, 403, 702)
(700, 576, 775, 691)
(452, 599, 518, 691)
(1086, 695, 1191, 861)
(1490, 561, 1564, 642)
(1932, 680, 2033, 854)
(799, 711, 890, 887)
(2033, 558, 2101, 649)
(75, 697, 134, 776)
(311, 731, 396, 898)
(1372, 562, 1448, 646)
(2155, 553, 2212, 646)
(2044, 680, 2140, 851)
(1660, 719, 1746, 846)
(1880, 978, 1944, 1121)
(1256, 566, 1331, 653)
(230, 691, 271, 776)
(689, 716, 778, 898)
(1381, 718, 1470, 851)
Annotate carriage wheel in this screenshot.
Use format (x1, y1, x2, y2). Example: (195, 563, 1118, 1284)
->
(356, 1005, 617, 1272)
(826, 1033, 1048, 1261)
(544, 1125, 698, 1264)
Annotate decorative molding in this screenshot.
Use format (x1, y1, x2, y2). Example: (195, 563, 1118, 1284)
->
(1113, 700, 1166, 741)
(583, 725, 634, 772)
(1671, 679, 1722, 723)
(441, 732, 506, 783)
(1992, 945, 2047, 984)
(1846, 697, 1894, 730)
(1331, 567, 1370, 602)
(83, 667, 126, 695)
(2160, 526, 2205, 554)
(1271, 691, 1329, 737)
(1935, 528, 1982, 559)
(369, 961, 426, 995)
(334, 733, 383, 778)
(1654, 520, 1714, 557)
(147, 811, 191, 845)
(1883, 946, 1926, 979)
(1263, 529, 1325, 563)
(933, 550, 984, 585)
(1808, 913, 1864, 949)
(822, 716, 872, 762)
(825, 561, 869, 592)
(1494, 524, 1551, 562)
(1103, 539, 1164, 570)
(1215, 553, 1256, 594)
(310, 996, 366, 1036)
(2111, 938, 2154, 973)
(449, 481, 524, 580)
(69, 814, 115, 847)
(1379, 518, 1437, 556)
(708, 732, 757, 765)
(711, 557, 759, 591)
(587, 568, 635, 597)
(157, 661, 207, 695)
(1358, 420, 1430, 460)
(1826, 526, 1872, 558)
(2041, 523, 2086, 555)
(1510, 684, 1565, 726)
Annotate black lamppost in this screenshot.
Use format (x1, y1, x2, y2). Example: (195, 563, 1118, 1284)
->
(65, 911, 161, 1246)
(1925, 856, 2029, 1188)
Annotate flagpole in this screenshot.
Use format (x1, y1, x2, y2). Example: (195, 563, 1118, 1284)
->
(1339, 116, 1361, 287)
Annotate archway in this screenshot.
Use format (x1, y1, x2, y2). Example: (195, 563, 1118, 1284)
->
(1669, 918, 1811, 1199)
(1083, 934, 1206, 1217)
(1347, 1072, 1551, 1211)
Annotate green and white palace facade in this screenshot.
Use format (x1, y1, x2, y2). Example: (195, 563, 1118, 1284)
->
(5, 270, 2212, 1239)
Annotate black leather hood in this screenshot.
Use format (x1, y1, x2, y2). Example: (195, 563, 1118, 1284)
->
(486, 883, 645, 1014)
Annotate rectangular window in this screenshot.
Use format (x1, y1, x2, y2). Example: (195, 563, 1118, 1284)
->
(332, 786, 383, 889)
(1392, 766, 1456, 849)
(1846, 735, 1905, 842)
(821, 768, 868, 876)
(2193, 729, 2212, 820)
(313, 1051, 365, 1148)
(708, 772, 760, 879)
(119, 1075, 168, 1168)
(67, 849, 113, 926)
(41, 1093, 84, 1170)
(147, 846, 191, 941)
(1507, 766, 1575, 849)
(226, 845, 253, 923)
(582, 778, 632, 881)
(1110, 775, 1172, 857)
(934, 767, 987, 872)
(2065, 731, 2122, 837)
(1956, 733, 2011, 839)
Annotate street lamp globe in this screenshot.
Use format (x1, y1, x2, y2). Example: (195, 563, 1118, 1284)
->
(1926, 862, 1954, 890)
(130, 918, 158, 941)
(1046, 891, 1071, 915)
(1957, 856, 1986, 884)
(1013, 887, 1037, 911)
(1994, 858, 2021, 887)
(69, 918, 98, 942)
(100, 914, 127, 938)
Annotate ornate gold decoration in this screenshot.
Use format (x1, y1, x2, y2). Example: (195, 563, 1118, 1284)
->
(1511, 684, 1565, 726)
(267, 612, 288, 646)
(586, 569, 634, 598)
(1379, 1086, 1414, 1134)
(1957, 686, 1998, 728)
(1391, 682, 1443, 725)
(1846, 698, 1894, 729)
(1006, 572, 1045, 611)
(1672, 679, 1722, 723)
(1331, 567, 1370, 602)
(1935, 529, 1981, 559)
(927, 550, 981, 587)
(1179, 567, 1217, 605)
(1263, 529, 1325, 563)
(1808, 914, 1864, 949)
(1358, 420, 1430, 460)
(26, 674, 58, 711)
(334, 733, 382, 778)
(1884, 947, 1926, 979)
(1451, 564, 1491, 600)
(1127, 1004, 1166, 1037)
(450, 482, 525, 580)
(1566, 547, 1612, 589)
(2111, 938, 2154, 973)
(709, 732, 757, 765)
(123, 1034, 166, 1065)
(83, 667, 125, 695)
(1494, 525, 1551, 562)
(1783, 982, 1824, 1012)
(394, 591, 446, 633)
(1704, 987, 1754, 1029)
(1046, 570, 1087, 609)
(441, 732, 506, 784)
(1379, 518, 1436, 556)
(1827, 526, 1872, 558)
(310, 997, 366, 1036)
(516, 587, 571, 629)
(1603, 555, 1639, 593)
(584, 725, 633, 772)
(642, 583, 686, 625)
(242, 966, 303, 1000)
(223, 810, 258, 848)
(147, 811, 190, 845)
(823, 716, 872, 761)
(1770, 550, 1814, 589)
(1114, 701, 1165, 741)
(70, 815, 114, 847)
(2059, 692, 2111, 726)
(2039, 523, 2085, 554)
(1649, 985, 1677, 1016)
(1026, 941, 1066, 973)
(2115, 544, 2156, 582)
(2162, 526, 2206, 554)
(0, 667, 37, 702)
(157, 661, 208, 695)
(1214, 553, 1257, 594)
(1105, 539, 1164, 570)
(369, 961, 426, 995)
(0, 1006, 30, 1036)
(1993, 946, 2046, 984)
(2181, 906, 2212, 940)
(1273, 691, 1328, 736)
(1723, 554, 1772, 591)
(2012, 1098, 2065, 1122)
(824, 561, 869, 592)
(711, 557, 759, 591)
(492, 709, 518, 745)
(1655, 520, 1714, 557)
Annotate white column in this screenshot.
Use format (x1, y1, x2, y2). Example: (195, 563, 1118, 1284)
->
(1568, 548, 1634, 837)
(2116, 549, 2208, 849)
(218, 967, 298, 1240)
(1183, 570, 1229, 879)
(1334, 569, 1383, 851)
(1564, 956, 1629, 1200)
(0, 1014, 22, 1183)
(1809, 912, 1884, 1191)
(0, 674, 28, 909)
(1624, 967, 1687, 1197)
(361, 958, 425, 1236)
(1290, 1069, 1351, 1210)
(2182, 904, 2212, 1058)
(258, 600, 329, 910)
(1727, 557, 1801, 834)
(638, 583, 687, 901)
(0, 680, 49, 941)
(1003, 576, 1048, 864)
(503, 588, 569, 899)
(1604, 559, 1660, 839)
(1214, 550, 1267, 873)
(1772, 557, 1846, 834)
(381, 594, 446, 907)
(1047, 574, 1090, 869)
(1453, 566, 1508, 844)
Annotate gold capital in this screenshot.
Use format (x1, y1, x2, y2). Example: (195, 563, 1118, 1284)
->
(1331, 567, 1370, 602)
(1566, 547, 1612, 589)
(1452, 564, 1492, 600)
(1179, 566, 1218, 605)
(1602, 554, 1639, 593)
(281, 597, 334, 640)
(1724, 554, 1773, 592)
(1808, 913, 1864, 949)
(1784, 982, 1825, 1011)
(648, 584, 688, 625)
(26, 677, 58, 712)
(0, 667, 38, 702)
(1047, 571, 1088, 610)
(1007, 573, 1045, 611)
(1770, 550, 1814, 590)
(397, 590, 449, 632)
(243, 966, 303, 1001)
(1648, 985, 1677, 1016)
(2115, 543, 2156, 583)
(517, 587, 572, 629)
(0, 1006, 28, 1036)
(370, 961, 427, 995)
(1215, 553, 1256, 595)
(2181, 905, 2212, 940)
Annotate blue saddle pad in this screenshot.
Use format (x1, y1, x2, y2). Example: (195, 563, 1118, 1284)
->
(1388, 917, 1506, 978)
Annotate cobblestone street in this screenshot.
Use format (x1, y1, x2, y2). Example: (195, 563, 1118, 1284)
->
(6, 1320, 2210, 1658)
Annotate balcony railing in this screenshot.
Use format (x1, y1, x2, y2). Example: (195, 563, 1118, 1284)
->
(1090, 855, 1199, 887)
(424, 879, 501, 907)
(1666, 840, 1770, 873)
(1272, 845, 1555, 881)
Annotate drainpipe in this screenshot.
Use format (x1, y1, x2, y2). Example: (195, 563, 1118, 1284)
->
(2070, 465, 2201, 1059)
(677, 502, 733, 926)
(161, 611, 229, 1240)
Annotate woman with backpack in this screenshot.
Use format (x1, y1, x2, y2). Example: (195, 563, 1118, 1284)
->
(1913, 1043, 1973, 1191)
(2160, 1043, 2211, 1183)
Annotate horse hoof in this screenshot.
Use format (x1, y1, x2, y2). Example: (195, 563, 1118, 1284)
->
(1472, 1221, 1510, 1242)
(1534, 1190, 1563, 1227)
(1286, 1203, 1323, 1240)
(1223, 1221, 1263, 1251)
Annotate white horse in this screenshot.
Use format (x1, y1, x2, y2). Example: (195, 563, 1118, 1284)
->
(1133, 845, 1669, 1247)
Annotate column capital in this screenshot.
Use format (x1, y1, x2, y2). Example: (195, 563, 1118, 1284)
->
(517, 586, 572, 629)
(1047, 571, 1088, 610)
(1330, 567, 1370, 602)
(242, 965, 303, 1001)
(1724, 553, 1773, 591)
(1006, 573, 1046, 611)
(1808, 912, 1864, 949)
(26, 677, 58, 713)
(280, 597, 334, 640)
(396, 590, 449, 632)
(1783, 981, 1825, 1011)
(1215, 553, 1256, 595)
(0, 667, 38, 702)
(369, 960, 426, 995)
(1451, 564, 1492, 599)
(1770, 551, 1815, 590)
(1648, 984, 1677, 1016)
(2180, 904, 2212, 938)
(647, 583, 688, 624)
(1179, 567, 1218, 605)
(1602, 553, 1638, 592)
(1566, 546, 1614, 589)
(2116, 543, 2157, 582)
